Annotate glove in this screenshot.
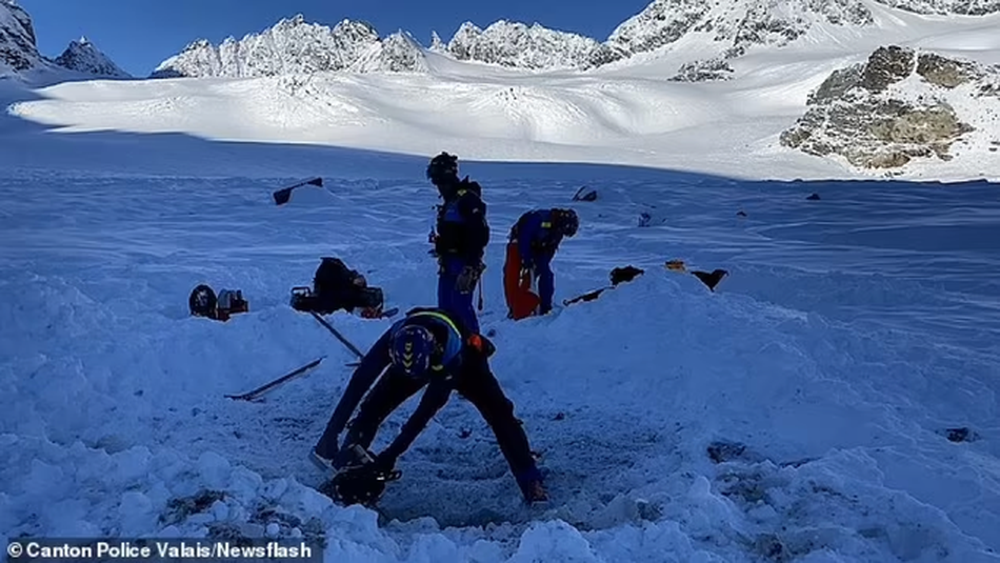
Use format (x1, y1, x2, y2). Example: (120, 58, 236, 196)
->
(372, 452, 398, 474)
(456, 263, 484, 294)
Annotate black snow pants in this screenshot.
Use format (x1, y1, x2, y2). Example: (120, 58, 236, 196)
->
(342, 356, 537, 479)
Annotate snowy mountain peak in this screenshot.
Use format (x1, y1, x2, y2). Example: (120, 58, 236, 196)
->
(0, 0, 42, 73)
(444, 19, 608, 70)
(348, 29, 429, 73)
(54, 37, 131, 78)
(150, 15, 414, 78)
(429, 30, 447, 53)
(606, 0, 876, 77)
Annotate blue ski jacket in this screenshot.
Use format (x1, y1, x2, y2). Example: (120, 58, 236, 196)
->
(511, 209, 565, 312)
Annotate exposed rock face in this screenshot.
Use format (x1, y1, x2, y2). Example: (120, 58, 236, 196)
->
(1, 1, 129, 79)
(870, 0, 1000, 15)
(611, 0, 875, 81)
(53, 37, 131, 78)
(669, 57, 735, 82)
(779, 46, 999, 169)
(443, 20, 607, 70)
(0, 0, 41, 72)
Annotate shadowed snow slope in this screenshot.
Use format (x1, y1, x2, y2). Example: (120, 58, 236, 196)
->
(6, 5, 1000, 181)
(0, 112, 999, 561)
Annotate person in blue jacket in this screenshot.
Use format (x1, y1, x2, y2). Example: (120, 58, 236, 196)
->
(310, 307, 548, 505)
(503, 208, 579, 320)
(426, 152, 489, 333)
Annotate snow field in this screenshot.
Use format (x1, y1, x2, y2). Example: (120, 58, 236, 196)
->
(1, 169, 998, 562)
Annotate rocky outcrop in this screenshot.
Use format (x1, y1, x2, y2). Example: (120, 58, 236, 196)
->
(780, 46, 999, 169)
(0, 0, 41, 72)
(870, 0, 1000, 15)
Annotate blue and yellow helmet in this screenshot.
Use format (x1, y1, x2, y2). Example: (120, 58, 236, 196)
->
(389, 324, 436, 378)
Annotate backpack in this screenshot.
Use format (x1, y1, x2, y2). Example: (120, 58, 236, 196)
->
(314, 257, 359, 295)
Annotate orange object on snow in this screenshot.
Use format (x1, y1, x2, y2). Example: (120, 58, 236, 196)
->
(503, 241, 540, 320)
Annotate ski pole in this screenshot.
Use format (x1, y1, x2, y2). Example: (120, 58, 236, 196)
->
(310, 312, 365, 359)
(225, 357, 325, 401)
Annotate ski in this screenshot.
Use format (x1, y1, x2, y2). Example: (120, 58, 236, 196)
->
(225, 357, 325, 402)
(272, 177, 323, 206)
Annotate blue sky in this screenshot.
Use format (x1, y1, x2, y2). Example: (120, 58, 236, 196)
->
(19, 0, 652, 77)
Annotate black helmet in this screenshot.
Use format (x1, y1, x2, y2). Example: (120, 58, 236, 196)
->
(426, 152, 459, 184)
(389, 324, 436, 378)
(552, 208, 579, 237)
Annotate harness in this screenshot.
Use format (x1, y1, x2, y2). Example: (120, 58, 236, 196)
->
(436, 188, 480, 258)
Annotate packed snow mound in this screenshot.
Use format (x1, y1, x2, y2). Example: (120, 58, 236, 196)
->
(151, 15, 427, 78)
(780, 45, 1000, 170)
(53, 37, 131, 79)
(0, 0, 41, 74)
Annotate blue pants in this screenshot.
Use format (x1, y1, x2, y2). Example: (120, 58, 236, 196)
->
(438, 258, 480, 334)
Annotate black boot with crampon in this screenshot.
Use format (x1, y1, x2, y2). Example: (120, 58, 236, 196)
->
(317, 445, 402, 508)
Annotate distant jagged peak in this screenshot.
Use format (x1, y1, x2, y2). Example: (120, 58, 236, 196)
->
(151, 14, 423, 78)
(53, 36, 131, 78)
(444, 18, 607, 70)
(429, 30, 447, 54)
(350, 29, 429, 73)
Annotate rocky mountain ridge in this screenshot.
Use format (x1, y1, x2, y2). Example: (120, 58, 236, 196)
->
(153, 0, 1000, 79)
(150, 15, 427, 78)
(0, 0, 130, 78)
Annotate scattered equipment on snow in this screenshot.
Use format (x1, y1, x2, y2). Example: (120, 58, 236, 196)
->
(563, 265, 645, 306)
(290, 257, 388, 319)
(664, 260, 729, 292)
(189, 284, 249, 322)
(572, 186, 597, 202)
